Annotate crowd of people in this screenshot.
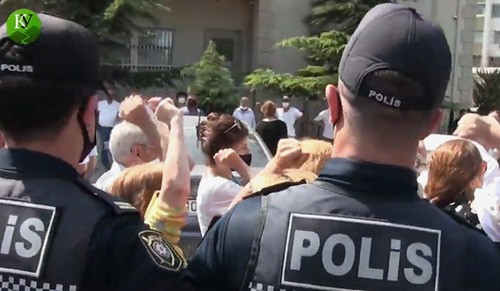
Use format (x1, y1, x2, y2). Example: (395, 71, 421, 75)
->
(0, 3, 499, 291)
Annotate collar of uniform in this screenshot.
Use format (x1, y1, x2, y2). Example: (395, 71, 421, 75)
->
(317, 158, 419, 200)
(0, 148, 80, 180)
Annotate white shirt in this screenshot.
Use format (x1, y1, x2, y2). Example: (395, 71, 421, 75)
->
(418, 134, 500, 242)
(233, 107, 256, 130)
(277, 107, 303, 137)
(196, 173, 242, 236)
(94, 162, 126, 192)
(98, 100, 120, 127)
(314, 109, 334, 139)
(80, 146, 98, 165)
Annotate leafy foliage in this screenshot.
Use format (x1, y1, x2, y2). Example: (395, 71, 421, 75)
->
(473, 69, 500, 115)
(307, 0, 392, 35)
(244, 0, 387, 99)
(182, 41, 238, 113)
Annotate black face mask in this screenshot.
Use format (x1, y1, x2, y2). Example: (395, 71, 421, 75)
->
(77, 108, 97, 163)
(240, 154, 252, 166)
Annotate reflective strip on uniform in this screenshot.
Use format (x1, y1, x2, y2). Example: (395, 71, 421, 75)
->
(114, 201, 136, 210)
(0, 275, 77, 291)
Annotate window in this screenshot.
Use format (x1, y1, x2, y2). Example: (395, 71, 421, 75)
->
(135, 29, 174, 70)
(211, 38, 235, 62)
(494, 31, 500, 44)
(478, 3, 485, 16)
(475, 31, 484, 43)
(493, 4, 500, 17)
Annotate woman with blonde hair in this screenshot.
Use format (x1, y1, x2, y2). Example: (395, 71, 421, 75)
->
(425, 139, 486, 232)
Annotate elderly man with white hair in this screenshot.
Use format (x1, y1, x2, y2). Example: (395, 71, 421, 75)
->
(94, 121, 160, 190)
(94, 97, 166, 191)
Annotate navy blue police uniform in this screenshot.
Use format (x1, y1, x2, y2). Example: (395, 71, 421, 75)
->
(187, 159, 500, 291)
(0, 13, 191, 291)
(186, 4, 500, 291)
(0, 149, 189, 291)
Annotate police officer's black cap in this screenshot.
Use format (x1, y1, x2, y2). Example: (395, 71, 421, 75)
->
(339, 3, 452, 111)
(0, 13, 105, 94)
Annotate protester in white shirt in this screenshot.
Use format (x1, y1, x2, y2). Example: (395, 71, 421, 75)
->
(314, 108, 334, 142)
(197, 114, 253, 236)
(233, 96, 256, 130)
(97, 89, 120, 169)
(277, 96, 303, 137)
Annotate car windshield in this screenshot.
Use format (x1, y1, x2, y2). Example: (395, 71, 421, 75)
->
(184, 128, 270, 168)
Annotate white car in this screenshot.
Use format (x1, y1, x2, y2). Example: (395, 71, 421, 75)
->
(180, 116, 272, 258)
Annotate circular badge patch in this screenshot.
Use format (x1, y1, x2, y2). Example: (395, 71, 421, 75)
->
(6, 9, 42, 45)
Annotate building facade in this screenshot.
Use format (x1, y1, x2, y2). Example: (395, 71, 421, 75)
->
(474, 0, 500, 66)
(0, 0, 477, 108)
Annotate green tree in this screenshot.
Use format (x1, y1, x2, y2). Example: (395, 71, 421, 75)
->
(307, 0, 392, 35)
(473, 69, 500, 115)
(181, 41, 238, 113)
(244, 0, 389, 99)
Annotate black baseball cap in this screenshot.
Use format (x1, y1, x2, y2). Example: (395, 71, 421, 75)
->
(339, 3, 452, 111)
(0, 13, 105, 94)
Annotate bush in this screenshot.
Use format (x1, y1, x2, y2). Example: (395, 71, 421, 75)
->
(181, 41, 238, 113)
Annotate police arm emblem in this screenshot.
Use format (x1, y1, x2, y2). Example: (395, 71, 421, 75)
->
(138, 230, 186, 272)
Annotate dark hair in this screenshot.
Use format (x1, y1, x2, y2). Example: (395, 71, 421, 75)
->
(261, 100, 277, 118)
(0, 76, 93, 142)
(176, 91, 187, 99)
(201, 113, 249, 165)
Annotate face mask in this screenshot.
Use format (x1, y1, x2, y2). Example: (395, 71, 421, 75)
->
(240, 154, 252, 166)
(149, 158, 161, 164)
(241, 106, 248, 111)
(78, 108, 97, 163)
(283, 102, 290, 109)
(178, 97, 186, 104)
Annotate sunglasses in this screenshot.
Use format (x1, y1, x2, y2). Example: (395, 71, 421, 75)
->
(224, 119, 244, 134)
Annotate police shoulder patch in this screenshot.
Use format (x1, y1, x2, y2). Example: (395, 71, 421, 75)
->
(138, 230, 186, 272)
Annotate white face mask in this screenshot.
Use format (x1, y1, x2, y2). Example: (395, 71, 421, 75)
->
(149, 158, 161, 164)
(178, 97, 186, 104)
(282, 102, 290, 108)
(241, 106, 248, 110)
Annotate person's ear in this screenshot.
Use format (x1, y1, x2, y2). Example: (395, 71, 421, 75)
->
(420, 109, 443, 139)
(131, 144, 142, 158)
(83, 95, 98, 137)
(326, 84, 341, 125)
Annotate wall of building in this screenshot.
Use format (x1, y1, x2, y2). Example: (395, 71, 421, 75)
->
(253, 0, 310, 73)
(158, 0, 253, 71)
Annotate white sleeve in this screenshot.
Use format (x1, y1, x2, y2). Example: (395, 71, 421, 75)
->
(295, 108, 303, 118)
(314, 111, 325, 122)
(232, 109, 238, 118)
(474, 178, 500, 242)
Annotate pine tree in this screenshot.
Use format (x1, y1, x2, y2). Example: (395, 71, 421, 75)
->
(245, 0, 390, 99)
(181, 41, 238, 113)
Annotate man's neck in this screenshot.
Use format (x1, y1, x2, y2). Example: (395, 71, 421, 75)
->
(331, 130, 417, 170)
(283, 107, 290, 112)
(5, 139, 81, 169)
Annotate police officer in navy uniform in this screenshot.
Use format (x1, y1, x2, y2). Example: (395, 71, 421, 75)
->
(0, 14, 191, 291)
(186, 4, 500, 291)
